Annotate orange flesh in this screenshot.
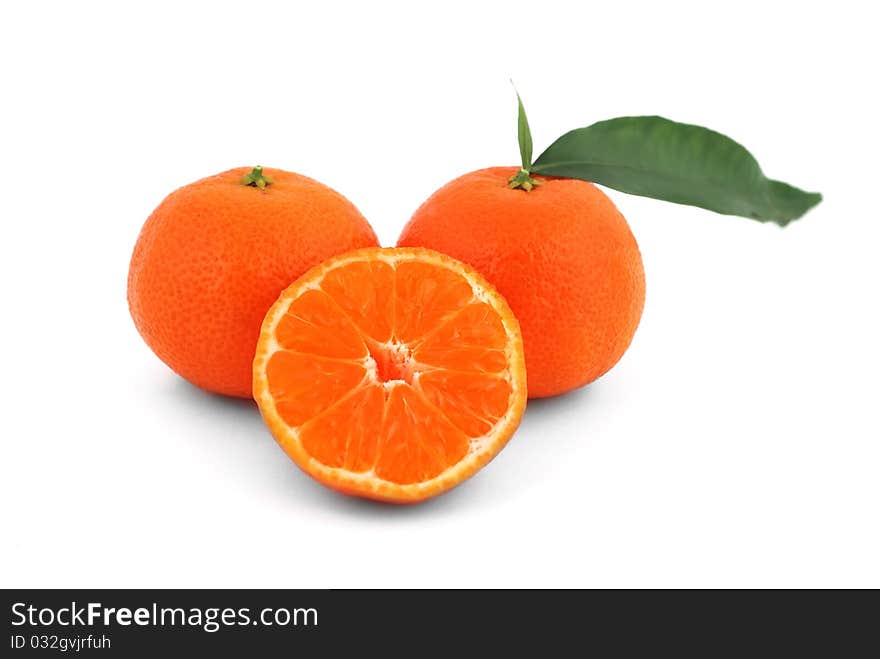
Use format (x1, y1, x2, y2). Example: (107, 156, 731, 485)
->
(263, 256, 515, 486)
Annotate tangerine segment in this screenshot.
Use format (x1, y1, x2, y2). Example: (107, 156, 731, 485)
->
(374, 384, 470, 485)
(267, 351, 367, 428)
(274, 289, 367, 359)
(394, 260, 474, 343)
(411, 301, 510, 373)
(299, 384, 385, 471)
(418, 371, 513, 438)
(253, 247, 527, 503)
(320, 259, 395, 343)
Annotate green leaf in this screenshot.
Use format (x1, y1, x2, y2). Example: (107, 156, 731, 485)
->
(515, 89, 533, 171)
(531, 116, 821, 225)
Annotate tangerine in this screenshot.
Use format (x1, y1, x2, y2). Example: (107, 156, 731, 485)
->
(253, 247, 527, 502)
(128, 166, 379, 397)
(398, 166, 645, 397)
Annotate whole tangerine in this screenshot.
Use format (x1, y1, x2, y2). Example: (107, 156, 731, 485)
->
(128, 166, 379, 397)
(398, 166, 645, 398)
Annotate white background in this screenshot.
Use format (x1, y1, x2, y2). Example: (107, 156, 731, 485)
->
(2, 1, 878, 588)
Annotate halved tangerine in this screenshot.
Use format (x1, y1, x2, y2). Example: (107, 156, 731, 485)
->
(253, 247, 527, 503)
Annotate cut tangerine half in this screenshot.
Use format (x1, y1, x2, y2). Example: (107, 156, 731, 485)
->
(253, 247, 527, 503)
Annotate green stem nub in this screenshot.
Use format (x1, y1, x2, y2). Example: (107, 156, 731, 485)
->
(508, 168, 542, 192)
(241, 166, 273, 189)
